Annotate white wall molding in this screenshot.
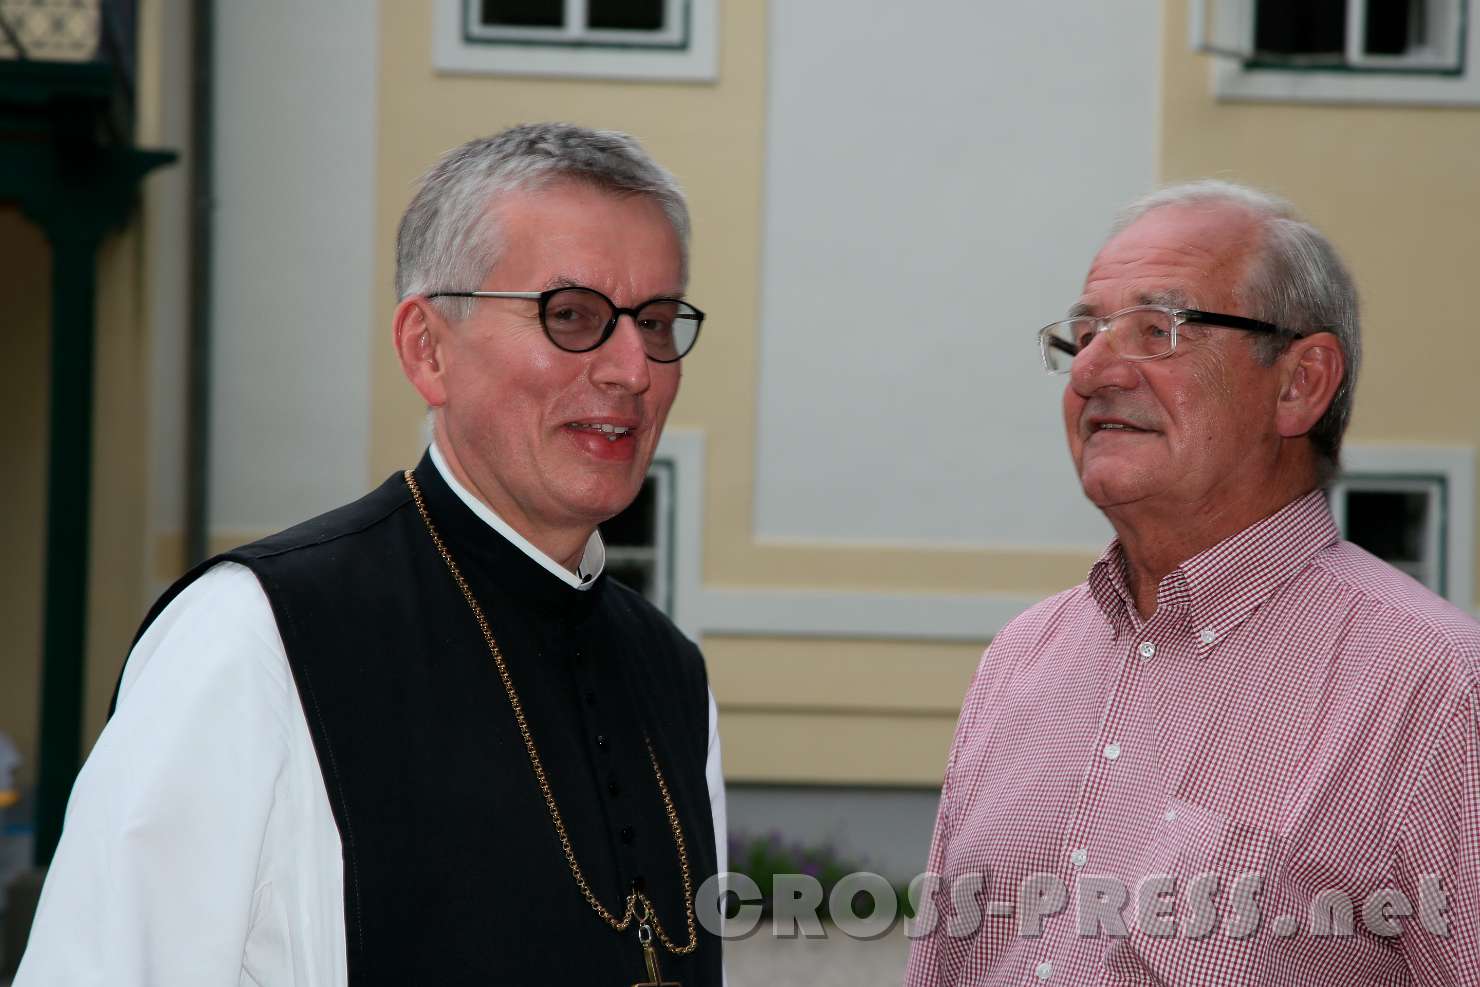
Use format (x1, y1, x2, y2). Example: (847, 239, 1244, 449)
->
(660, 427, 1043, 644)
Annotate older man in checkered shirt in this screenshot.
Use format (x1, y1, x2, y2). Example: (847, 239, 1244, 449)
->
(905, 182, 1480, 986)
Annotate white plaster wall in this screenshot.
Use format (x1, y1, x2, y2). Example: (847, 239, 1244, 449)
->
(209, 0, 378, 532)
(754, 0, 1161, 549)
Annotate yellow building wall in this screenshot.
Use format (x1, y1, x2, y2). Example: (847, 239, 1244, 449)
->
(368, 0, 1083, 788)
(1159, 2, 1480, 608)
(369, 1, 1480, 788)
(10, 1, 1471, 795)
(706, 636, 979, 784)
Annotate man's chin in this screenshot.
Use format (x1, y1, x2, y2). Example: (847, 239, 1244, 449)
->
(1078, 471, 1156, 513)
(561, 483, 647, 528)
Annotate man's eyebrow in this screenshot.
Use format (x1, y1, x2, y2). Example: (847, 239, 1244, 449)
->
(1137, 289, 1194, 309)
(541, 276, 687, 300)
(1067, 302, 1095, 318)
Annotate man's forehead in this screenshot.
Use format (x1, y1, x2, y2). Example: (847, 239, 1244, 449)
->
(488, 183, 685, 295)
(1072, 206, 1259, 317)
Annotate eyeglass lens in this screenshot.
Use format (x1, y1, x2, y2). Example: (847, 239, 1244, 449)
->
(1040, 307, 1176, 372)
(542, 287, 700, 362)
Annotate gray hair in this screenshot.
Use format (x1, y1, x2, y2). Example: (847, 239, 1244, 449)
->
(395, 122, 691, 321)
(1111, 179, 1360, 485)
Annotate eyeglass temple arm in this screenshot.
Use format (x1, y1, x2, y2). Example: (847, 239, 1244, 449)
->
(1047, 335, 1079, 357)
(1180, 309, 1298, 337)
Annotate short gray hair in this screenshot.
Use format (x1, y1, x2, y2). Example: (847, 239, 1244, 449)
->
(395, 122, 691, 321)
(1111, 179, 1360, 485)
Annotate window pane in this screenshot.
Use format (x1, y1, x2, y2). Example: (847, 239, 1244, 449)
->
(1364, 0, 1418, 55)
(1345, 489, 1427, 563)
(480, 0, 564, 28)
(606, 560, 654, 597)
(588, 0, 665, 31)
(602, 477, 656, 546)
(1254, 0, 1346, 55)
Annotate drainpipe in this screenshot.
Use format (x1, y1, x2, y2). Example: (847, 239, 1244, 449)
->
(184, 0, 214, 565)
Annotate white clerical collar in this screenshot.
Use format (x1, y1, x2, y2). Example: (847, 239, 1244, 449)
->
(428, 442, 606, 590)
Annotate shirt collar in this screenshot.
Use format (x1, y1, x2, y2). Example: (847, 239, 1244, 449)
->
(1088, 489, 1340, 657)
(428, 442, 606, 591)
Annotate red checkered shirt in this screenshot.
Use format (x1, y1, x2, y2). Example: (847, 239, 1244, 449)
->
(905, 490, 1480, 986)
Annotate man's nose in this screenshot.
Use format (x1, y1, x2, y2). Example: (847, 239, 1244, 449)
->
(590, 314, 652, 393)
(1068, 329, 1139, 396)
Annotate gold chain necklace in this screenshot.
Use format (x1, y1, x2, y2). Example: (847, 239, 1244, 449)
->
(404, 470, 698, 974)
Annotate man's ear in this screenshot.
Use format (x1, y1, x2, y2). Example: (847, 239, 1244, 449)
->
(393, 296, 450, 408)
(1275, 331, 1345, 439)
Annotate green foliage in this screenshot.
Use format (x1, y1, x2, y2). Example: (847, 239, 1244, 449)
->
(726, 830, 915, 922)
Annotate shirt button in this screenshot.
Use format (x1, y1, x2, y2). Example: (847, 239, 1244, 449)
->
(1103, 743, 1122, 761)
(608, 779, 621, 797)
(1069, 848, 1087, 867)
(595, 734, 607, 749)
(1199, 628, 1217, 645)
(1164, 808, 1178, 822)
(1138, 641, 1155, 659)
(1035, 960, 1053, 980)
(620, 826, 635, 844)
(584, 689, 597, 705)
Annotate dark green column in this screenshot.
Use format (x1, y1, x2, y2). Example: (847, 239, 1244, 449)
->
(33, 228, 102, 867)
(10, 142, 177, 869)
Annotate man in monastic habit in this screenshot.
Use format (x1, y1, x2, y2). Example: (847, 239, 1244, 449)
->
(18, 123, 726, 985)
(905, 182, 1480, 984)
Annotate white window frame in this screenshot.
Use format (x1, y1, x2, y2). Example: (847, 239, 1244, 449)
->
(1329, 444, 1476, 607)
(434, 0, 718, 82)
(1189, 0, 1480, 106)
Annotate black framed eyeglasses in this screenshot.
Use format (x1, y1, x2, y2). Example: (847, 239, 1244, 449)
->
(427, 285, 704, 363)
(1036, 305, 1302, 374)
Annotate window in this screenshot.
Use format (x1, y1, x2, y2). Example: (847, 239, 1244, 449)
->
(600, 460, 675, 613)
(1248, 0, 1462, 70)
(1330, 476, 1447, 592)
(1327, 445, 1476, 605)
(1190, 0, 1480, 105)
(434, 0, 717, 81)
(471, 0, 685, 49)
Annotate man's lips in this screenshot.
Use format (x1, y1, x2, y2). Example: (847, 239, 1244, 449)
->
(1084, 415, 1158, 436)
(564, 416, 641, 442)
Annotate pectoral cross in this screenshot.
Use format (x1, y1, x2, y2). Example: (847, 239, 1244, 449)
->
(632, 921, 680, 987)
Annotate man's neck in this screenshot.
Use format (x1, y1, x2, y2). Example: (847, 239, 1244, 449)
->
(1107, 475, 1318, 621)
(431, 434, 593, 576)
